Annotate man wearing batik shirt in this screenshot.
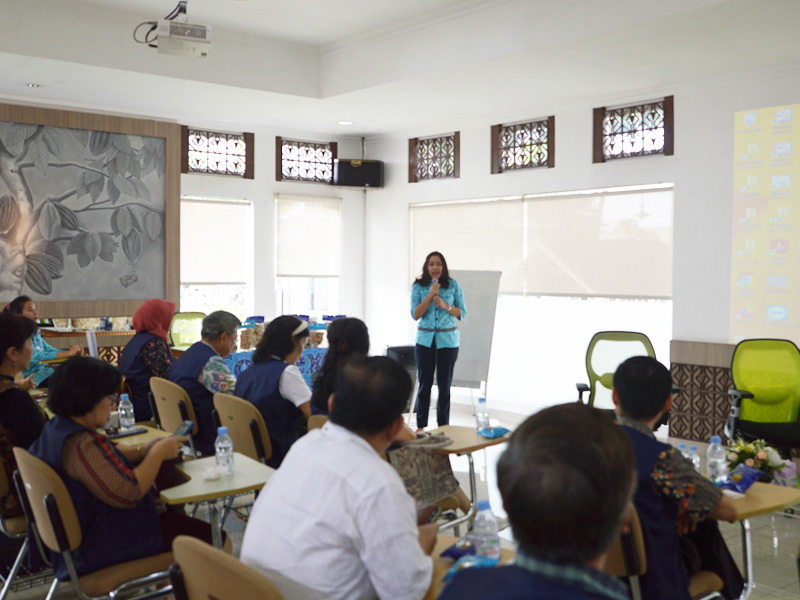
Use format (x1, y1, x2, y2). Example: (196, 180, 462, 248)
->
(613, 356, 743, 600)
(169, 311, 240, 455)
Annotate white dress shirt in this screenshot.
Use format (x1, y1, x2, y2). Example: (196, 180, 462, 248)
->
(241, 421, 433, 600)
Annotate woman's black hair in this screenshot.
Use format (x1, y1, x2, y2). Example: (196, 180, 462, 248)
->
(0, 312, 37, 363)
(252, 315, 311, 364)
(413, 251, 451, 288)
(4, 296, 32, 315)
(310, 318, 370, 413)
(48, 356, 121, 417)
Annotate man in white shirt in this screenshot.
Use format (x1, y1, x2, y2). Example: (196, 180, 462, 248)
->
(241, 355, 437, 600)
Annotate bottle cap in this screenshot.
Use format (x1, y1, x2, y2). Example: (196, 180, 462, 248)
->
(678, 443, 686, 449)
(120, 394, 129, 401)
(217, 426, 228, 435)
(477, 500, 490, 511)
(690, 445, 697, 452)
(710, 435, 721, 444)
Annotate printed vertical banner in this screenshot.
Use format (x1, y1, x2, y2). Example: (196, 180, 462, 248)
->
(730, 104, 800, 342)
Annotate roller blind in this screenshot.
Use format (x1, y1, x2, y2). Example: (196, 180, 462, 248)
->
(411, 200, 524, 293)
(276, 196, 340, 277)
(180, 199, 251, 284)
(525, 189, 673, 297)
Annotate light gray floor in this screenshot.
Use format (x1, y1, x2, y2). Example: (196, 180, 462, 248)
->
(9, 405, 800, 599)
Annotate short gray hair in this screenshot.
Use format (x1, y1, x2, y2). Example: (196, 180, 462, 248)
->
(201, 311, 241, 341)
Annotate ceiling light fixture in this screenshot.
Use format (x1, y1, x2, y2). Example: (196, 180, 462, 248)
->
(338, 121, 353, 126)
(26, 83, 41, 88)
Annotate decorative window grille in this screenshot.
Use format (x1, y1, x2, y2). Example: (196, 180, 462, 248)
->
(491, 117, 555, 173)
(408, 133, 460, 182)
(276, 137, 338, 183)
(181, 127, 253, 178)
(593, 96, 673, 162)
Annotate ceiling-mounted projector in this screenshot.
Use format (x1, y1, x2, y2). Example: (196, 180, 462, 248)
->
(134, 1, 211, 58)
(156, 20, 211, 58)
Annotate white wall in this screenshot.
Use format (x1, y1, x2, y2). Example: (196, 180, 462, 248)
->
(180, 129, 366, 320)
(361, 63, 800, 411)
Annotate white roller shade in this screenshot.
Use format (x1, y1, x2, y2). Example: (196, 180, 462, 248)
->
(180, 199, 251, 284)
(525, 190, 673, 297)
(276, 196, 340, 277)
(411, 200, 524, 293)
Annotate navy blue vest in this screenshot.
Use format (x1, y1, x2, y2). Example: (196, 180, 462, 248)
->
(621, 425, 691, 600)
(28, 416, 161, 579)
(235, 360, 306, 468)
(169, 342, 217, 455)
(120, 332, 173, 421)
(439, 564, 623, 600)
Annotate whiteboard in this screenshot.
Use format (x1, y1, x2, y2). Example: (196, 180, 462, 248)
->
(449, 270, 501, 389)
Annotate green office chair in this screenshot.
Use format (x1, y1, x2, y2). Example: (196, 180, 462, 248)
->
(577, 331, 657, 410)
(168, 312, 206, 352)
(726, 339, 800, 453)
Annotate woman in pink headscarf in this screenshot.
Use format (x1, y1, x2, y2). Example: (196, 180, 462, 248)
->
(119, 299, 176, 421)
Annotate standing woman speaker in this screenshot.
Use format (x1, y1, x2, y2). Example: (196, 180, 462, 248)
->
(410, 251, 466, 431)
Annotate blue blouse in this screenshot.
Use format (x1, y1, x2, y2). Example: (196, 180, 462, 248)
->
(410, 279, 466, 349)
(24, 331, 59, 386)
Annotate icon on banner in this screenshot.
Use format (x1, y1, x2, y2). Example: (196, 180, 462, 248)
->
(769, 240, 789, 255)
(767, 305, 788, 321)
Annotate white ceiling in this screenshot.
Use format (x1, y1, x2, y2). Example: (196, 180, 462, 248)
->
(0, 0, 798, 137)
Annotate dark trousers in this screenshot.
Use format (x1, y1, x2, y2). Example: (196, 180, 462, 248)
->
(415, 341, 458, 428)
(680, 519, 744, 600)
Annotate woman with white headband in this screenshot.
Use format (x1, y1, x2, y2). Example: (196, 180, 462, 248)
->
(235, 315, 312, 468)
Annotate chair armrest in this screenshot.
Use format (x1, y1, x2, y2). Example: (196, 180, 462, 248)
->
(576, 383, 590, 403)
(725, 389, 752, 439)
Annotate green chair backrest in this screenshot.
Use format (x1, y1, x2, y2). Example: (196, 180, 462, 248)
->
(730, 339, 800, 424)
(585, 331, 656, 409)
(169, 312, 206, 350)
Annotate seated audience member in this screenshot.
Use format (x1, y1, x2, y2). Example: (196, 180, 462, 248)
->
(119, 299, 176, 421)
(613, 356, 743, 600)
(439, 403, 636, 600)
(29, 357, 220, 581)
(169, 311, 241, 455)
(0, 313, 46, 518)
(310, 317, 369, 415)
(241, 356, 437, 600)
(236, 315, 312, 468)
(5, 296, 81, 388)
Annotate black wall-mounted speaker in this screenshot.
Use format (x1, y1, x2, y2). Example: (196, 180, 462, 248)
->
(333, 159, 384, 188)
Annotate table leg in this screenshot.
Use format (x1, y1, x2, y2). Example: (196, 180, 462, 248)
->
(436, 453, 478, 532)
(208, 501, 222, 548)
(738, 519, 754, 600)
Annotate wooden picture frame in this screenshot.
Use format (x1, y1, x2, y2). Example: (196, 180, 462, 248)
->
(0, 102, 180, 318)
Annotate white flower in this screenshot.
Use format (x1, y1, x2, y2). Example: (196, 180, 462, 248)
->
(727, 452, 738, 462)
(766, 447, 784, 468)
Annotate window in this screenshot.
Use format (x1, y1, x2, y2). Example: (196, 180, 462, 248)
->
(179, 197, 253, 319)
(408, 133, 460, 182)
(276, 137, 338, 183)
(491, 117, 554, 173)
(275, 196, 340, 316)
(181, 127, 254, 178)
(593, 96, 673, 162)
(410, 184, 674, 414)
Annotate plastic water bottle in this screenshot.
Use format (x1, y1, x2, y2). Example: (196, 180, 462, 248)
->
(689, 445, 702, 471)
(118, 394, 135, 431)
(214, 427, 235, 475)
(476, 397, 490, 432)
(678, 442, 688, 458)
(472, 500, 501, 561)
(706, 435, 728, 484)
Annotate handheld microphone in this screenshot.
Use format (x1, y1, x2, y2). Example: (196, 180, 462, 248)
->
(431, 277, 439, 286)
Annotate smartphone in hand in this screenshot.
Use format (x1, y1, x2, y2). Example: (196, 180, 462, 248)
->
(172, 420, 194, 437)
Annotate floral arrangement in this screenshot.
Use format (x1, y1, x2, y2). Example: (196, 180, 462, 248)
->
(726, 438, 786, 481)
